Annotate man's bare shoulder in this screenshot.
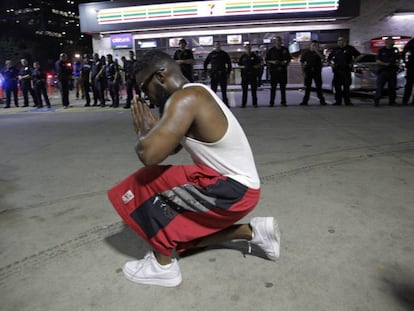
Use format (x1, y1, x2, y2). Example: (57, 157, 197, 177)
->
(165, 85, 227, 142)
(166, 85, 215, 111)
(172, 85, 212, 101)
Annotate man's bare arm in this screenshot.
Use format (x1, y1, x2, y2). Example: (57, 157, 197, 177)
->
(134, 90, 196, 165)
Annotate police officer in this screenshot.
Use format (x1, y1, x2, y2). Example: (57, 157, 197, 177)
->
(266, 36, 292, 107)
(402, 38, 414, 105)
(55, 53, 73, 109)
(90, 53, 106, 107)
(73, 60, 82, 99)
(374, 37, 401, 106)
(19, 58, 38, 107)
(90, 53, 101, 106)
(122, 50, 140, 109)
(106, 54, 120, 108)
(1, 60, 19, 108)
(173, 39, 194, 82)
(204, 41, 232, 106)
(31, 61, 51, 108)
(300, 40, 326, 106)
(238, 43, 261, 108)
(80, 54, 92, 107)
(327, 36, 361, 106)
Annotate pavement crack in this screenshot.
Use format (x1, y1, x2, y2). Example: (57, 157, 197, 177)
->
(260, 143, 414, 184)
(0, 190, 107, 215)
(0, 221, 124, 285)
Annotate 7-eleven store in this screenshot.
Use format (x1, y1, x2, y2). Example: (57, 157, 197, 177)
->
(79, 0, 359, 85)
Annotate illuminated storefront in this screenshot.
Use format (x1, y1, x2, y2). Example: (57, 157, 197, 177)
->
(79, 0, 360, 84)
(370, 36, 411, 53)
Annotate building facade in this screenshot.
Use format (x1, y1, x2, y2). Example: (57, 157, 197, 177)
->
(0, 0, 93, 69)
(79, 0, 414, 84)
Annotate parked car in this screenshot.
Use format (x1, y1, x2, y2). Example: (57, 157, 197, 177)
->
(321, 54, 406, 92)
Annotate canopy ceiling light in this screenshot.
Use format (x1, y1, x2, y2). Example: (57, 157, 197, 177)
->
(391, 11, 414, 19)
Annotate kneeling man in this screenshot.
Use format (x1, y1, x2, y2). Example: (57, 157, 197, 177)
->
(108, 50, 280, 287)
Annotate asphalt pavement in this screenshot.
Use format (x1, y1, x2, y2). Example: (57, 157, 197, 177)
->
(1, 86, 413, 311)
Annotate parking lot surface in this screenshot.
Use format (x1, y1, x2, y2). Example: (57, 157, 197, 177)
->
(1, 88, 413, 311)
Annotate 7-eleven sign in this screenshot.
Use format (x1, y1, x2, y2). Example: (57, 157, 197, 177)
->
(198, 1, 226, 16)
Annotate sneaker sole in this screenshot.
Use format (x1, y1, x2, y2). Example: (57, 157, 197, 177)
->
(273, 218, 281, 256)
(123, 265, 182, 287)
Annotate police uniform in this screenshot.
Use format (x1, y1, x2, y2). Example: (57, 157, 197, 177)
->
(266, 46, 292, 106)
(374, 45, 400, 106)
(73, 61, 82, 99)
(1, 65, 19, 108)
(327, 45, 361, 105)
(123, 58, 140, 109)
(31, 65, 51, 108)
(90, 58, 100, 105)
(55, 59, 73, 108)
(300, 49, 326, 105)
(80, 58, 92, 106)
(106, 60, 120, 108)
(91, 58, 105, 107)
(238, 51, 260, 107)
(204, 49, 232, 106)
(173, 48, 194, 82)
(19, 64, 38, 107)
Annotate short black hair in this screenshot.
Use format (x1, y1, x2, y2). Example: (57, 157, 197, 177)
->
(134, 49, 175, 78)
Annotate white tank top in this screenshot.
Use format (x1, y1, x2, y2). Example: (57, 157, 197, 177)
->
(180, 83, 260, 189)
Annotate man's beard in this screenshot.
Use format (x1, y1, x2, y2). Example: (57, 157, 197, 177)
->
(154, 84, 171, 116)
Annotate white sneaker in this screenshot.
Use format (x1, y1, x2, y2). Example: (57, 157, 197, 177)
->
(250, 217, 281, 260)
(123, 251, 182, 287)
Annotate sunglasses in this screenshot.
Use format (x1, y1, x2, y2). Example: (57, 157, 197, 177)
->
(139, 68, 164, 94)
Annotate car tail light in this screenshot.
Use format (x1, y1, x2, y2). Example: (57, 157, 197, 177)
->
(352, 65, 369, 74)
